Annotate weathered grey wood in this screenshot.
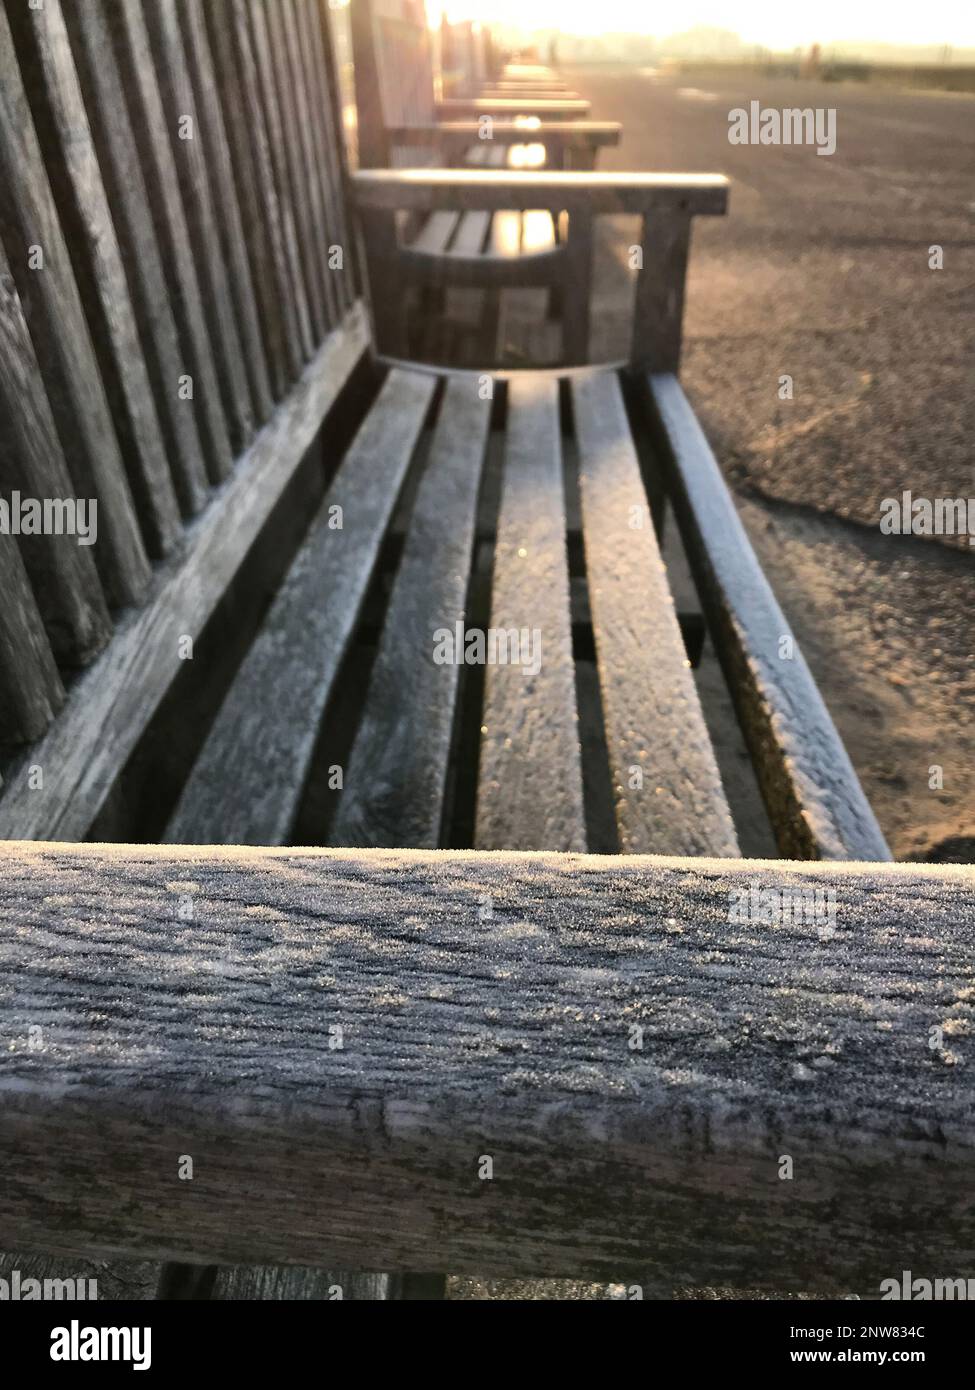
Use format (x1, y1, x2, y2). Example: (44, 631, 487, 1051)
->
(476, 376, 586, 851)
(202, 0, 304, 386)
(101, 0, 235, 480)
(0, 5, 150, 608)
(632, 212, 691, 373)
(0, 304, 369, 842)
(0, 537, 64, 747)
(264, 0, 329, 333)
(210, 1268, 396, 1300)
(166, 367, 435, 847)
(9, 0, 182, 561)
(62, 0, 210, 516)
(645, 373, 891, 861)
(355, 169, 730, 216)
(359, 207, 409, 358)
(572, 372, 739, 856)
(307, 0, 355, 315)
(332, 378, 491, 847)
(279, 0, 338, 327)
(140, 0, 257, 447)
(0, 241, 112, 667)
(0, 844, 971, 1289)
(248, 0, 322, 349)
(0, 1251, 160, 1301)
(172, 0, 275, 420)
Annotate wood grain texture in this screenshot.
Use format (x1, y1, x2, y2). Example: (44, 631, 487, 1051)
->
(203, 0, 304, 385)
(172, 0, 274, 420)
(139, 0, 256, 449)
(332, 378, 491, 848)
(0, 5, 150, 609)
(262, 0, 329, 337)
(210, 1268, 395, 1300)
(0, 843, 971, 1289)
(0, 1250, 160, 1301)
(246, 0, 318, 356)
(278, 0, 338, 326)
(101, 0, 235, 481)
(0, 305, 369, 842)
(9, 0, 182, 561)
(165, 367, 435, 847)
(0, 536, 64, 747)
(645, 373, 891, 862)
(62, 0, 210, 518)
(0, 241, 112, 667)
(572, 373, 739, 857)
(476, 376, 586, 851)
(306, 0, 354, 315)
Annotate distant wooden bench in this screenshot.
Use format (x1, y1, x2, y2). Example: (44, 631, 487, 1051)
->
(2, 0, 969, 1307)
(350, 0, 620, 364)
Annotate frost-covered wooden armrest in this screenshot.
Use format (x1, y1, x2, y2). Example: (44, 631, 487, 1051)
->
(0, 843, 972, 1289)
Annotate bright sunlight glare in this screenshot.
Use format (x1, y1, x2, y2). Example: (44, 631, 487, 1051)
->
(430, 0, 975, 49)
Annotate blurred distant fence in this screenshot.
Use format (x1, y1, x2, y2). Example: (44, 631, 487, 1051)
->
(649, 57, 975, 94)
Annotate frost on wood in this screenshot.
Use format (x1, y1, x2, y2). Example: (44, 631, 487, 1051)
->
(0, 843, 972, 1287)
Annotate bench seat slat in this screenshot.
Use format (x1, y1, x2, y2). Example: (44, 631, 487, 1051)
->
(646, 372, 891, 862)
(476, 377, 585, 851)
(332, 378, 491, 848)
(572, 373, 740, 858)
(165, 368, 436, 848)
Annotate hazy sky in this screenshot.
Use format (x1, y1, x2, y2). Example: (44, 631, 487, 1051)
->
(434, 0, 975, 47)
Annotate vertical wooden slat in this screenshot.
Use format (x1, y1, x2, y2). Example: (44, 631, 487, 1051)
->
(279, 0, 338, 328)
(259, 0, 329, 340)
(142, 0, 268, 434)
(61, 0, 210, 517)
(308, 0, 355, 311)
(8, 0, 182, 561)
(631, 211, 691, 373)
(0, 242, 112, 667)
(203, 0, 305, 386)
(0, 5, 150, 609)
(178, 0, 289, 401)
(562, 205, 593, 365)
(99, 0, 235, 481)
(0, 536, 64, 749)
(241, 0, 315, 360)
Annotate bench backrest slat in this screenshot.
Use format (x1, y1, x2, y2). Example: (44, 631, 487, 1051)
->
(0, 4, 150, 610)
(0, 0, 357, 782)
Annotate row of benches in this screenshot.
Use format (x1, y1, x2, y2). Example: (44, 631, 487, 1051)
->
(1, 0, 970, 1301)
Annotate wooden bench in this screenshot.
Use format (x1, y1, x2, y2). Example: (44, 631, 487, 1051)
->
(349, 0, 621, 364)
(1, 0, 970, 1305)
